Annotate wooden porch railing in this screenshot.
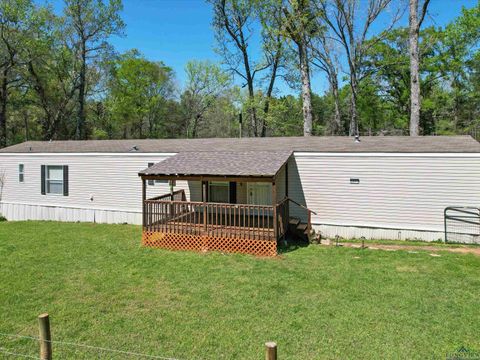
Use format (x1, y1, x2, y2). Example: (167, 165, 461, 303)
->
(143, 192, 316, 243)
(147, 189, 186, 202)
(144, 199, 278, 241)
(285, 197, 317, 234)
(275, 197, 289, 239)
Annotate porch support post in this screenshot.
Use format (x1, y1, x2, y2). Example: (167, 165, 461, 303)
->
(272, 180, 277, 241)
(285, 161, 288, 198)
(142, 177, 146, 228)
(285, 162, 289, 224)
(202, 180, 207, 233)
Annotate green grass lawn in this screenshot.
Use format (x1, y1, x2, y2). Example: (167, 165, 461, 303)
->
(1, 221, 480, 359)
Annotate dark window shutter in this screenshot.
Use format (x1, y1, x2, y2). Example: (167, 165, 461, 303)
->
(147, 163, 154, 185)
(63, 165, 69, 196)
(41, 165, 46, 195)
(229, 182, 237, 204)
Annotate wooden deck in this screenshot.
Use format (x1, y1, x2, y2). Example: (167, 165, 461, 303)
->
(153, 211, 275, 240)
(141, 190, 290, 256)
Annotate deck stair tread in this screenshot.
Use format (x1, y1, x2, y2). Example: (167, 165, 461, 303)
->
(288, 216, 309, 242)
(296, 223, 308, 232)
(289, 217, 301, 227)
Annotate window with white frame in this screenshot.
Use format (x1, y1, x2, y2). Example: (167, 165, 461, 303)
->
(208, 181, 229, 203)
(147, 162, 168, 185)
(46, 166, 64, 194)
(19, 164, 24, 182)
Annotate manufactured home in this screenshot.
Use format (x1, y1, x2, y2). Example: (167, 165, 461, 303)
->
(0, 136, 479, 255)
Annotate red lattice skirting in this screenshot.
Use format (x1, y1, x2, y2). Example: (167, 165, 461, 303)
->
(142, 231, 277, 257)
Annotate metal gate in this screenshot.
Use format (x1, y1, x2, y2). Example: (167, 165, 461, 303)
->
(444, 207, 480, 244)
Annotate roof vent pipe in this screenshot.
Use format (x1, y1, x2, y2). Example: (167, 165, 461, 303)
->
(354, 135, 361, 143)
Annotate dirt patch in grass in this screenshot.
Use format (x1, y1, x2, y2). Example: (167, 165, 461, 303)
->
(330, 241, 480, 256)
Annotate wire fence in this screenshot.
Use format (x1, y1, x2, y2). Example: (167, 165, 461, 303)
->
(1, 313, 278, 359)
(0, 329, 180, 359)
(444, 207, 480, 244)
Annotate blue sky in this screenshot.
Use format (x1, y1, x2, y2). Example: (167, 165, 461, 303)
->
(40, 0, 478, 95)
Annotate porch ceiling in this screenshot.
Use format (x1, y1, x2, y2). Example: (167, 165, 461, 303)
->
(138, 150, 292, 179)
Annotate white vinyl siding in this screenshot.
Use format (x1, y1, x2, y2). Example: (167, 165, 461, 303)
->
(0, 154, 192, 223)
(1, 151, 480, 241)
(288, 154, 480, 233)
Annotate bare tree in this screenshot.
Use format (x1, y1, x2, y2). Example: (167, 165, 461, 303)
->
(282, 0, 316, 136)
(211, 0, 259, 136)
(64, 0, 124, 140)
(409, 0, 430, 136)
(310, 36, 342, 134)
(258, 2, 288, 136)
(318, 0, 402, 136)
(211, 0, 284, 137)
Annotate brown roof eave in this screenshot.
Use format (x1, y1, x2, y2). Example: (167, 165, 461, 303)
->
(139, 173, 275, 182)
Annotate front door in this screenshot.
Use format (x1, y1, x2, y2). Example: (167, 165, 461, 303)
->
(247, 182, 272, 206)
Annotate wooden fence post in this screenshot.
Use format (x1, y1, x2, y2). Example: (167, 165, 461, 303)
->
(265, 341, 277, 360)
(38, 313, 52, 360)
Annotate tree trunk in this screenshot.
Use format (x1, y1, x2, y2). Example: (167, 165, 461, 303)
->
(262, 49, 281, 137)
(244, 60, 258, 137)
(409, 0, 421, 136)
(192, 114, 201, 138)
(349, 72, 359, 136)
(0, 68, 8, 148)
(299, 41, 313, 136)
(76, 40, 87, 140)
(331, 78, 342, 135)
(23, 110, 29, 141)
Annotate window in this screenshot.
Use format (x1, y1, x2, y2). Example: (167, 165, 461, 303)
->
(350, 178, 360, 184)
(147, 163, 168, 185)
(46, 166, 64, 194)
(41, 165, 68, 196)
(19, 164, 24, 183)
(209, 181, 230, 203)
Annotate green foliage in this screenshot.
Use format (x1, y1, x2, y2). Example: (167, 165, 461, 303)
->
(266, 95, 303, 136)
(0, 0, 480, 145)
(181, 60, 232, 138)
(106, 51, 175, 138)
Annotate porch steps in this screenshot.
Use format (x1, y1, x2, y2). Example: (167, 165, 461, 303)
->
(288, 217, 309, 242)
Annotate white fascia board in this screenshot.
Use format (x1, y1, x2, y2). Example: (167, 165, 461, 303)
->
(293, 152, 480, 158)
(1, 151, 479, 158)
(0, 152, 177, 157)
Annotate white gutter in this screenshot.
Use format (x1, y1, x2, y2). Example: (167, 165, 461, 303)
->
(0, 151, 479, 157)
(0, 152, 177, 157)
(293, 152, 480, 157)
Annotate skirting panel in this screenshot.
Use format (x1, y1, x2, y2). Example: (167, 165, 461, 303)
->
(0, 202, 142, 224)
(314, 224, 445, 242)
(142, 231, 277, 257)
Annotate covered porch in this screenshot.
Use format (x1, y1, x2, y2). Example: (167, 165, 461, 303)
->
(138, 150, 306, 256)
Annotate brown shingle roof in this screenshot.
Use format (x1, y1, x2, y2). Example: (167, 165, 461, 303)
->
(0, 136, 479, 153)
(139, 151, 292, 178)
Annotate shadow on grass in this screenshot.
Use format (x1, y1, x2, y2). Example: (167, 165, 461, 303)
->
(277, 235, 310, 254)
